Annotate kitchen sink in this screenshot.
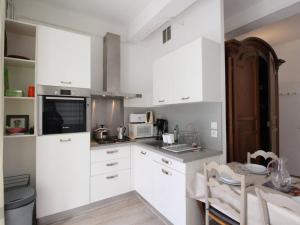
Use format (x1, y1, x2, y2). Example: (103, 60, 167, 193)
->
(161, 144, 202, 153)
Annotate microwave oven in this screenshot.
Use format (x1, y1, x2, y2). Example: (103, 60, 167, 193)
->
(129, 114, 146, 123)
(129, 123, 153, 139)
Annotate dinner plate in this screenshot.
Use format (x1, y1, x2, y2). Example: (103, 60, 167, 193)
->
(218, 173, 241, 186)
(242, 163, 268, 175)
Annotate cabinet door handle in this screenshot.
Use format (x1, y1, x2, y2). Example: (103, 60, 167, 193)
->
(60, 138, 71, 142)
(61, 81, 72, 85)
(106, 162, 118, 167)
(162, 158, 171, 165)
(106, 174, 118, 180)
(158, 99, 165, 103)
(162, 168, 172, 176)
(181, 97, 190, 100)
(106, 150, 119, 154)
(140, 151, 147, 155)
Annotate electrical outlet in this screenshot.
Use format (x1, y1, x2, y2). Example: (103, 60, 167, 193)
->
(211, 121, 217, 130)
(211, 130, 218, 138)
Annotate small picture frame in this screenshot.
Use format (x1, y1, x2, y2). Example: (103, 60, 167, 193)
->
(6, 115, 29, 131)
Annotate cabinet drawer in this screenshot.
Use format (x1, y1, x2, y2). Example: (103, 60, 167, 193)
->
(91, 146, 131, 162)
(90, 170, 131, 202)
(152, 153, 185, 174)
(91, 158, 130, 176)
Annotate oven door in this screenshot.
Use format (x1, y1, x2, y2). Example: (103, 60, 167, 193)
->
(38, 96, 89, 135)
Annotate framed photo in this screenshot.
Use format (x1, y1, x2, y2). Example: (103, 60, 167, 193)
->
(6, 115, 29, 131)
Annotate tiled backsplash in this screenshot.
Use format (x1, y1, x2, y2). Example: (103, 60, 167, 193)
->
(124, 102, 223, 151)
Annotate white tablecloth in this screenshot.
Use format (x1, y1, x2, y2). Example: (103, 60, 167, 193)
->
(187, 162, 300, 225)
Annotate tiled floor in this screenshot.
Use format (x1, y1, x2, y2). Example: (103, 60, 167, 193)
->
(45, 194, 167, 225)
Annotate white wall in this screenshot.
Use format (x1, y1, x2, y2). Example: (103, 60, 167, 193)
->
(274, 39, 300, 176)
(122, 0, 226, 161)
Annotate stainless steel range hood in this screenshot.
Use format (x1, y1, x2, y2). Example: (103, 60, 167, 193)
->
(92, 33, 142, 99)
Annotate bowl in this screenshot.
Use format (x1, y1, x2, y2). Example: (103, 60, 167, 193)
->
(6, 127, 26, 134)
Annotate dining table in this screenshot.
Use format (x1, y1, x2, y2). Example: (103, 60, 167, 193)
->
(188, 162, 300, 225)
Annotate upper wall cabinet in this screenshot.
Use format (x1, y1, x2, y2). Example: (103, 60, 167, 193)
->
(153, 37, 221, 106)
(37, 26, 91, 88)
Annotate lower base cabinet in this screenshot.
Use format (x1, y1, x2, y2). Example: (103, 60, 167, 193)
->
(133, 146, 154, 203)
(134, 145, 220, 225)
(152, 163, 186, 225)
(91, 169, 131, 202)
(90, 145, 132, 203)
(36, 132, 90, 218)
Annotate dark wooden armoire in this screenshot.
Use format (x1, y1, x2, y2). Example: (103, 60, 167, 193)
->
(226, 37, 285, 163)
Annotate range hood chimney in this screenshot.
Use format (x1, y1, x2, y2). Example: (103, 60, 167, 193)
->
(92, 33, 142, 99)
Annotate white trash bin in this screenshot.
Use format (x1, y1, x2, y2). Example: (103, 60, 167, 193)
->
(5, 187, 35, 225)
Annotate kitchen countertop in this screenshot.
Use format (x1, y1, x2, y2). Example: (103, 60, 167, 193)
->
(91, 138, 222, 163)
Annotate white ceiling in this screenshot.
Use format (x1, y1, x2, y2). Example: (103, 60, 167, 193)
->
(35, 0, 150, 25)
(34, 0, 268, 26)
(236, 13, 300, 45)
(224, 0, 264, 19)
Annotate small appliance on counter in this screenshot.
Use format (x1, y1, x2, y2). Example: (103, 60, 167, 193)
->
(128, 113, 154, 139)
(129, 123, 153, 139)
(129, 114, 146, 123)
(156, 119, 168, 140)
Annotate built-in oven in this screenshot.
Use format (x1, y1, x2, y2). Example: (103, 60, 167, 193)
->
(38, 85, 91, 135)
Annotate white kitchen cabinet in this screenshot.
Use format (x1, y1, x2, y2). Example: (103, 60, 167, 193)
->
(91, 145, 130, 163)
(132, 145, 221, 225)
(90, 145, 131, 203)
(152, 163, 186, 225)
(153, 37, 221, 105)
(153, 53, 174, 105)
(36, 132, 90, 218)
(37, 26, 91, 88)
(133, 146, 154, 203)
(91, 169, 131, 202)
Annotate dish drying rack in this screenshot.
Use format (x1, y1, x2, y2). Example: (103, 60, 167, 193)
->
(4, 174, 30, 191)
(162, 131, 202, 153)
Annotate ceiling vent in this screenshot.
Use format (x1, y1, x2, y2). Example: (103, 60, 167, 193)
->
(163, 26, 171, 44)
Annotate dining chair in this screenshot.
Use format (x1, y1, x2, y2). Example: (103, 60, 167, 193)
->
(255, 187, 300, 225)
(247, 150, 278, 164)
(204, 161, 246, 225)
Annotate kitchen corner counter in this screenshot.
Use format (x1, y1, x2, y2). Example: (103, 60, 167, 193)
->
(136, 142, 222, 163)
(91, 138, 222, 164)
(90, 140, 134, 150)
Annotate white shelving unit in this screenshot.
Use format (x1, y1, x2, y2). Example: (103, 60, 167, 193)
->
(4, 57, 35, 68)
(4, 134, 36, 139)
(4, 19, 37, 138)
(4, 96, 35, 100)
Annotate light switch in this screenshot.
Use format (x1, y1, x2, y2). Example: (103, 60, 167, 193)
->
(211, 130, 218, 138)
(211, 121, 218, 130)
